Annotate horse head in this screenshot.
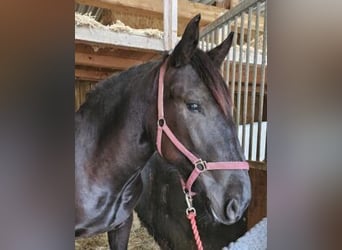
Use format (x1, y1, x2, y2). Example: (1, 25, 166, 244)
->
(146, 14, 251, 226)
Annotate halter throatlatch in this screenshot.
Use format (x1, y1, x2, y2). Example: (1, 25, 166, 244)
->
(156, 59, 249, 250)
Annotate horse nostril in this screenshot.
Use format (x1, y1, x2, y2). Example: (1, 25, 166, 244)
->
(225, 198, 240, 221)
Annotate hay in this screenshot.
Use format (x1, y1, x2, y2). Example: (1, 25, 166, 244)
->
(75, 212, 160, 250)
(75, 13, 163, 39)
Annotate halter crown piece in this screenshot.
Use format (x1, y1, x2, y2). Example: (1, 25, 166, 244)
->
(156, 59, 249, 196)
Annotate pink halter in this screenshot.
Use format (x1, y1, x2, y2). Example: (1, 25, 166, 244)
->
(156, 59, 249, 196)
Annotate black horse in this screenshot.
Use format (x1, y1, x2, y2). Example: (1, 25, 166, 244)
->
(75, 14, 251, 249)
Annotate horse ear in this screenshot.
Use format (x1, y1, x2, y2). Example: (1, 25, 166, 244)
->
(169, 14, 201, 67)
(207, 32, 234, 67)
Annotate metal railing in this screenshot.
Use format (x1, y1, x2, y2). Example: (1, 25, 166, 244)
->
(199, 0, 267, 162)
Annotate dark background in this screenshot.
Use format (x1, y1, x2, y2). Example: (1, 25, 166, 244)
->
(0, 1, 341, 249)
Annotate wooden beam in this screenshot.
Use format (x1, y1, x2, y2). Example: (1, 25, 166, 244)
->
(75, 43, 161, 61)
(75, 68, 116, 81)
(76, 0, 226, 28)
(75, 51, 143, 69)
(75, 25, 165, 52)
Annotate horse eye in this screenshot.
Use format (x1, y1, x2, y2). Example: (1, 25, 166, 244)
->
(186, 103, 201, 112)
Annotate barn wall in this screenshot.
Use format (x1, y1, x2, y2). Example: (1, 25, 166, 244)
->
(247, 161, 267, 229)
(75, 80, 97, 110)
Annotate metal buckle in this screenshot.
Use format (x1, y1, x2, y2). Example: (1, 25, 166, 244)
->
(195, 159, 207, 172)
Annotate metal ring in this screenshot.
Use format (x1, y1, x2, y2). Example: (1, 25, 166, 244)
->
(186, 207, 196, 216)
(195, 159, 207, 172)
(158, 118, 165, 127)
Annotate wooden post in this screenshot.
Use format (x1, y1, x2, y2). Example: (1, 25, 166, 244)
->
(163, 0, 178, 51)
(216, 0, 240, 9)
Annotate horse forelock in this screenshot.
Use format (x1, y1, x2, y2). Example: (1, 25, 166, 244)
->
(190, 50, 232, 119)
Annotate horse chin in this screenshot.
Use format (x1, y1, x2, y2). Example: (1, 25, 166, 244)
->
(202, 195, 237, 226)
(209, 207, 238, 226)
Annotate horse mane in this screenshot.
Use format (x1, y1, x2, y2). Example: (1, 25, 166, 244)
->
(75, 60, 160, 150)
(189, 49, 232, 118)
(77, 60, 160, 116)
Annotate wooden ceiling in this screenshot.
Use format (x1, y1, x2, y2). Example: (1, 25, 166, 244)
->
(74, 0, 227, 82)
(74, 0, 266, 85)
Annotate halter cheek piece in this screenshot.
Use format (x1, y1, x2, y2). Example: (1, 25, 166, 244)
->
(156, 58, 249, 196)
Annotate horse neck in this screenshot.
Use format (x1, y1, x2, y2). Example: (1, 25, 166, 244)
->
(75, 61, 160, 179)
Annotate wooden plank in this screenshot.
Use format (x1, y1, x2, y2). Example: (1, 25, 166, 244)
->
(75, 25, 165, 51)
(75, 51, 143, 69)
(76, 0, 226, 29)
(246, 161, 267, 229)
(75, 43, 161, 61)
(75, 68, 116, 81)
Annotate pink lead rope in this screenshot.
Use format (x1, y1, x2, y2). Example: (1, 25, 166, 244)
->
(156, 59, 249, 250)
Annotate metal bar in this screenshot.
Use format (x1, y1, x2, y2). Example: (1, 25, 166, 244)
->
(231, 16, 238, 115)
(248, 2, 260, 160)
(265, 132, 267, 161)
(94, 8, 103, 21)
(207, 32, 211, 51)
(78, 5, 86, 14)
(219, 25, 225, 73)
(222, 24, 228, 86)
(256, 1, 267, 161)
(87, 6, 94, 15)
(211, 30, 216, 49)
(200, 0, 265, 37)
(225, 22, 231, 90)
(236, 13, 245, 129)
(208, 31, 212, 50)
(214, 25, 223, 72)
(205, 33, 210, 52)
(242, 7, 252, 154)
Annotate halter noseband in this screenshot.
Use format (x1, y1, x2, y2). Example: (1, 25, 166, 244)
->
(156, 59, 249, 196)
